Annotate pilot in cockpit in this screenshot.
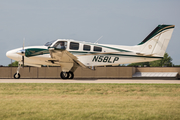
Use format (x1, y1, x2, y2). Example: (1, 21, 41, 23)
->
(59, 41, 66, 50)
(54, 41, 66, 50)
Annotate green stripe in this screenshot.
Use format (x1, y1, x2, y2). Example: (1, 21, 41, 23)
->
(78, 42, 131, 52)
(48, 47, 65, 51)
(25, 48, 162, 59)
(25, 48, 49, 57)
(70, 51, 163, 59)
(69, 51, 95, 54)
(94, 44, 130, 52)
(138, 25, 175, 45)
(105, 54, 163, 59)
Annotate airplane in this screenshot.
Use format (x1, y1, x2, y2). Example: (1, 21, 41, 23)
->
(6, 24, 175, 79)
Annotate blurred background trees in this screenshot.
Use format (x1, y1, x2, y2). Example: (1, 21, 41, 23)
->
(8, 61, 18, 67)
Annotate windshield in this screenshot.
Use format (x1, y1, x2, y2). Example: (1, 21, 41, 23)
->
(44, 40, 56, 47)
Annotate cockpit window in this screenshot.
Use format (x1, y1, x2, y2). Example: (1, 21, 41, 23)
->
(53, 41, 67, 50)
(44, 40, 56, 47)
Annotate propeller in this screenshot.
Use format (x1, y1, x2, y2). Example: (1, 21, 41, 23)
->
(22, 39, 25, 67)
(17, 39, 25, 67)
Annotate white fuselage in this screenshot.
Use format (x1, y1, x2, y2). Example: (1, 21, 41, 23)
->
(6, 39, 161, 67)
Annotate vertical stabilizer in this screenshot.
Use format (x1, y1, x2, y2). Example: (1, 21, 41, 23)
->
(138, 25, 175, 57)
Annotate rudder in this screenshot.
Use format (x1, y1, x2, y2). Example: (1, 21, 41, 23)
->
(138, 25, 175, 57)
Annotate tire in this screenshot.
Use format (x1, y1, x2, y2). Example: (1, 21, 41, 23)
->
(60, 72, 69, 79)
(14, 73, 20, 79)
(68, 71, 74, 79)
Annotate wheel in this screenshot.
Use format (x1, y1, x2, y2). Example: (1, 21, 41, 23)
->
(68, 71, 74, 79)
(60, 72, 69, 79)
(14, 73, 20, 79)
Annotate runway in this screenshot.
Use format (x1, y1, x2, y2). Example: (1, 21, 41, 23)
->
(0, 79, 179, 84)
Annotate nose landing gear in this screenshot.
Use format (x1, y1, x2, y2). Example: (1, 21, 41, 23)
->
(14, 73, 20, 79)
(14, 62, 22, 79)
(60, 71, 74, 79)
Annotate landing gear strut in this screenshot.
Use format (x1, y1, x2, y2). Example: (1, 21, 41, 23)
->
(60, 71, 74, 79)
(14, 62, 21, 79)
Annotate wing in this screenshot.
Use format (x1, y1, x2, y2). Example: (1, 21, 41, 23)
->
(48, 47, 89, 69)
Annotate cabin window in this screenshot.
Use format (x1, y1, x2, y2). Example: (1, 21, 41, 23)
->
(70, 42, 79, 50)
(94, 46, 102, 52)
(53, 41, 67, 50)
(83, 45, 91, 51)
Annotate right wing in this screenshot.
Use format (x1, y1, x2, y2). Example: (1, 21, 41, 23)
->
(48, 47, 90, 69)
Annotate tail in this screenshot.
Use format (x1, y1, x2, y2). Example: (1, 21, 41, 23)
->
(138, 24, 175, 57)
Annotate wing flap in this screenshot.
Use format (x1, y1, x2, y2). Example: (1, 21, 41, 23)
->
(48, 48, 90, 69)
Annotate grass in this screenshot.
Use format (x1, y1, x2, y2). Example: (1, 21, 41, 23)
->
(0, 83, 180, 120)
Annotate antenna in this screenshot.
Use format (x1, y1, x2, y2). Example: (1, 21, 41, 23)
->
(94, 36, 103, 44)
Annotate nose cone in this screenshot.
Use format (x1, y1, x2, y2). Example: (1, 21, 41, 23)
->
(6, 49, 21, 61)
(6, 50, 13, 59)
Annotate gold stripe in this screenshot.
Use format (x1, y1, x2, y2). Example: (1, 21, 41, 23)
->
(157, 25, 175, 33)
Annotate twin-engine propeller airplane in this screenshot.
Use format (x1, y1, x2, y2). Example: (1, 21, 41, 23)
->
(6, 24, 175, 79)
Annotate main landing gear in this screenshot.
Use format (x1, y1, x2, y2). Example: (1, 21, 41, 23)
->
(60, 71, 74, 79)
